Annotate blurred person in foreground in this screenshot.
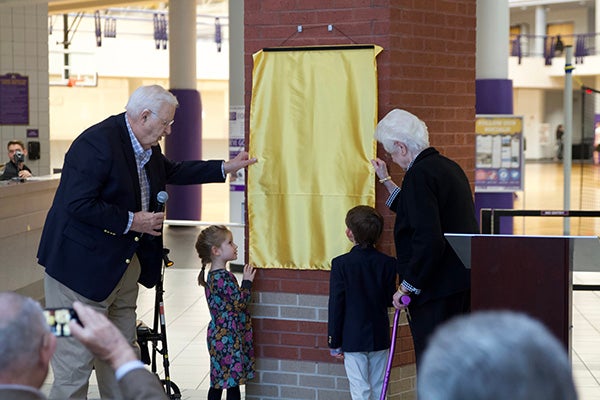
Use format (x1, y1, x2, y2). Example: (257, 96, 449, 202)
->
(418, 311, 578, 400)
(371, 109, 478, 367)
(0, 291, 168, 400)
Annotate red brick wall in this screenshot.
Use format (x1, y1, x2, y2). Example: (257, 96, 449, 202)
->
(252, 270, 332, 363)
(244, 0, 476, 396)
(374, 0, 477, 255)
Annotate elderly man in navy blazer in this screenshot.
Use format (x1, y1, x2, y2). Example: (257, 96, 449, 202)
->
(37, 85, 256, 399)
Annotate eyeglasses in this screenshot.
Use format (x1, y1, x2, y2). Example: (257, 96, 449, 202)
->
(148, 109, 174, 127)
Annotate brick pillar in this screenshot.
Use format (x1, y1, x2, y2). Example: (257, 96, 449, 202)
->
(244, 1, 477, 399)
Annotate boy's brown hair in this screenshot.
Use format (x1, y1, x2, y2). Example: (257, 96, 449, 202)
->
(345, 205, 384, 247)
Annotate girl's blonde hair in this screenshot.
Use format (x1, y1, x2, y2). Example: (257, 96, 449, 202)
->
(195, 225, 231, 287)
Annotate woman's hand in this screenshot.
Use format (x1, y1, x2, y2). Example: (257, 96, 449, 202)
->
(371, 158, 389, 180)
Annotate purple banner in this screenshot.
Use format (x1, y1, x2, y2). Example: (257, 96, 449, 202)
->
(0, 73, 29, 125)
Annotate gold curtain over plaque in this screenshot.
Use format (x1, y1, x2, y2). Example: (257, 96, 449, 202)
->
(248, 45, 382, 270)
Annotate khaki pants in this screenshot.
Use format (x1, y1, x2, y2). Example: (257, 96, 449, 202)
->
(44, 256, 141, 400)
(344, 349, 388, 400)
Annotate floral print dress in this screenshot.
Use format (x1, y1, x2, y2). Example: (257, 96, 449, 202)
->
(205, 268, 255, 389)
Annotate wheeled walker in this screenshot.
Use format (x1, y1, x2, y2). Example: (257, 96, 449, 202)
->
(136, 248, 182, 399)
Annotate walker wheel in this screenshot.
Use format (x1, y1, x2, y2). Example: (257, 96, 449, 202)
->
(161, 379, 181, 399)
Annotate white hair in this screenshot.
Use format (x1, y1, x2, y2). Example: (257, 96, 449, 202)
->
(418, 311, 578, 400)
(125, 85, 179, 117)
(374, 109, 429, 154)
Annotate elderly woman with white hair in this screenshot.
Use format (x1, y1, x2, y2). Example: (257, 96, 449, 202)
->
(370, 109, 479, 367)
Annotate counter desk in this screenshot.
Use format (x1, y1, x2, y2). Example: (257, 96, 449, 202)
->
(0, 175, 60, 301)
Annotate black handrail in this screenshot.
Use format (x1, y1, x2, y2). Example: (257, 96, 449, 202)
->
(480, 208, 600, 234)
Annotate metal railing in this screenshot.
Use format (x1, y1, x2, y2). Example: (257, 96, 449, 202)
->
(510, 33, 597, 65)
(480, 208, 600, 235)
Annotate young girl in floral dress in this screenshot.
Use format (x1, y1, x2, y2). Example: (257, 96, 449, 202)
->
(196, 225, 257, 400)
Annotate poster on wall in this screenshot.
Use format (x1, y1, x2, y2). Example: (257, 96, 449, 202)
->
(0, 73, 29, 125)
(229, 105, 246, 192)
(475, 115, 524, 192)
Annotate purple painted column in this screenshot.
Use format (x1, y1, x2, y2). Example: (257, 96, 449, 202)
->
(475, 79, 514, 234)
(474, 0, 514, 234)
(165, 0, 201, 221)
(165, 89, 202, 220)
(476, 79, 513, 115)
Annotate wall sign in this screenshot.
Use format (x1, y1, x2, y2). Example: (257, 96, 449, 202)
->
(0, 73, 29, 125)
(229, 105, 246, 192)
(475, 115, 524, 192)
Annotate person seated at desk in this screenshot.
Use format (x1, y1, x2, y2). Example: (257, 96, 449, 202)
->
(0, 140, 32, 181)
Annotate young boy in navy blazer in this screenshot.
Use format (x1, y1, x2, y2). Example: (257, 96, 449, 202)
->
(328, 205, 398, 400)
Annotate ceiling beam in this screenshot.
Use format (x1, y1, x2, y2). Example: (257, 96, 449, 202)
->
(0, 0, 227, 15)
(48, 0, 162, 14)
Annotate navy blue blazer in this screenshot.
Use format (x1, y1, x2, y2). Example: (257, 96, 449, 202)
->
(37, 113, 225, 301)
(328, 245, 397, 352)
(390, 147, 478, 306)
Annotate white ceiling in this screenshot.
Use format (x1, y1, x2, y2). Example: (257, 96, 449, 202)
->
(0, 0, 226, 14)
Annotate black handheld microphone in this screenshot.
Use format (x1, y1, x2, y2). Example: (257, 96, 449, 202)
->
(155, 190, 169, 212)
(147, 191, 168, 240)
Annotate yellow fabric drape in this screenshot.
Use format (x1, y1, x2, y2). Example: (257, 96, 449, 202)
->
(248, 45, 382, 270)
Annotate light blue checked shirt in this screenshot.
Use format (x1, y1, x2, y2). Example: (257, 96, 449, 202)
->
(124, 114, 152, 234)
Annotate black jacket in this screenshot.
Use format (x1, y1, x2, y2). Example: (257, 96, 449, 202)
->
(390, 147, 478, 306)
(328, 245, 397, 352)
(0, 160, 31, 180)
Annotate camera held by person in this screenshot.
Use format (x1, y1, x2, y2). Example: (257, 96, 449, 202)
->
(1, 140, 32, 181)
(14, 150, 25, 164)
